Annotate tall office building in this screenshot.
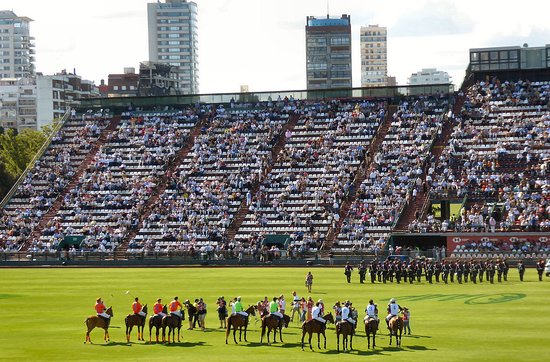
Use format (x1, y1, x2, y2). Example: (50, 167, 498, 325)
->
(0, 10, 35, 79)
(360, 25, 388, 87)
(305, 14, 352, 90)
(147, 0, 199, 94)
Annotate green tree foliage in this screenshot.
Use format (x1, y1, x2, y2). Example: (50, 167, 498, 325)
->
(0, 161, 14, 199)
(0, 128, 47, 179)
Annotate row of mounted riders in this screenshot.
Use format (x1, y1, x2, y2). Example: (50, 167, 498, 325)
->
(84, 301, 405, 351)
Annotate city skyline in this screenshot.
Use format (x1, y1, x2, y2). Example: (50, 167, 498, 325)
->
(2, 0, 549, 94)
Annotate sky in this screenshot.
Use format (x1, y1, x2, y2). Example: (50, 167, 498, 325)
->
(3, 0, 549, 94)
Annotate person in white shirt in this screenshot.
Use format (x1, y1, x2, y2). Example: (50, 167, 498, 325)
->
(364, 299, 378, 324)
(385, 298, 403, 329)
(341, 302, 356, 326)
(311, 302, 326, 324)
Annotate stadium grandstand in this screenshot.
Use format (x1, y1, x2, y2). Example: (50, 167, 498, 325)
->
(0, 54, 548, 265)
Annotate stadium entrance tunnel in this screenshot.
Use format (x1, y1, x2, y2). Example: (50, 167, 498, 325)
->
(390, 234, 446, 251)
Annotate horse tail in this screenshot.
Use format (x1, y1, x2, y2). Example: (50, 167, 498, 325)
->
(225, 316, 232, 341)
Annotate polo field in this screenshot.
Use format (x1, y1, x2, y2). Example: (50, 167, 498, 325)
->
(0, 266, 547, 361)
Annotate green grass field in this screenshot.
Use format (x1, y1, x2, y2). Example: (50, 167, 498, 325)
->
(0, 266, 548, 361)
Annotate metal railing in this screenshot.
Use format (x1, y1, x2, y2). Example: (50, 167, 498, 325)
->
(0, 109, 72, 209)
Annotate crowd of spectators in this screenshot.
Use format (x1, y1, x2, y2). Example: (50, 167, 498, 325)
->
(335, 95, 449, 250)
(127, 105, 289, 254)
(0, 112, 111, 252)
(27, 109, 201, 253)
(234, 99, 386, 255)
(410, 79, 549, 233)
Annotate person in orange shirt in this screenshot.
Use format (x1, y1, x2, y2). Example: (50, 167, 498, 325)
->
(95, 297, 110, 320)
(169, 296, 183, 321)
(153, 298, 166, 317)
(132, 297, 146, 317)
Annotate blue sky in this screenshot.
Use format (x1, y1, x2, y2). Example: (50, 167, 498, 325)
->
(3, 0, 549, 93)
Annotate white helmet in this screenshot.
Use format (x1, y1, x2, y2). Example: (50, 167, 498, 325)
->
(390, 298, 396, 303)
(318, 299, 323, 304)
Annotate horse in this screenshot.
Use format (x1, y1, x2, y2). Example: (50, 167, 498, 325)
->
(125, 304, 147, 342)
(364, 317, 379, 349)
(259, 307, 290, 345)
(162, 309, 185, 344)
(336, 319, 355, 352)
(85, 307, 113, 344)
(225, 305, 256, 344)
(388, 316, 403, 347)
(301, 313, 335, 350)
(148, 305, 167, 343)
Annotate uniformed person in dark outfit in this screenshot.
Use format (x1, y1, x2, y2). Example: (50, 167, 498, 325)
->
(487, 260, 495, 283)
(463, 261, 470, 283)
(517, 260, 526, 281)
(470, 261, 478, 284)
(435, 262, 442, 283)
(496, 260, 504, 282)
(442, 261, 450, 284)
(456, 262, 463, 284)
(536, 259, 545, 281)
(478, 261, 486, 283)
(426, 261, 434, 284)
(358, 261, 367, 284)
(502, 259, 509, 281)
(369, 261, 377, 284)
(344, 262, 353, 283)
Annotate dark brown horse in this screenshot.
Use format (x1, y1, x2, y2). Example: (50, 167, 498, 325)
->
(162, 310, 185, 344)
(388, 316, 403, 347)
(84, 307, 113, 344)
(364, 317, 379, 349)
(336, 320, 355, 352)
(301, 312, 334, 350)
(148, 305, 167, 343)
(225, 305, 256, 344)
(259, 306, 290, 345)
(125, 304, 147, 342)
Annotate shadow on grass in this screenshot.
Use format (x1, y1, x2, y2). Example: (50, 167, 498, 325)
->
(161, 341, 207, 348)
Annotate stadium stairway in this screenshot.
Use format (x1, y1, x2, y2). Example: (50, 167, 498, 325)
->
(394, 93, 466, 232)
(224, 113, 300, 241)
(320, 104, 397, 252)
(21, 116, 122, 251)
(114, 115, 208, 259)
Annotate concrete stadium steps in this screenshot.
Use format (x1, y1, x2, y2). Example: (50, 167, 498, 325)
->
(20, 116, 122, 251)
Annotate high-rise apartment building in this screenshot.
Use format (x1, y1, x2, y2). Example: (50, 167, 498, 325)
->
(305, 14, 352, 90)
(147, 0, 199, 95)
(408, 68, 451, 85)
(360, 25, 388, 87)
(0, 10, 35, 79)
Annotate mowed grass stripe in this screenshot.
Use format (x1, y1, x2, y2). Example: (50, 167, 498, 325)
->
(0, 267, 547, 361)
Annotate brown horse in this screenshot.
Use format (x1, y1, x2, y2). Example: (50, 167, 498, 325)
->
(260, 308, 290, 345)
(148, 305, 167, 343)
(336, 320, 355, 352)
(125, 304, 147, 342)
(84, 307, 113, 344)
(364, 317, 379, 349)
(162, 310, 185, 344)
(388, 316, 403, 347)
(225, 305, 256, 344)
(301, 313, 335, 350)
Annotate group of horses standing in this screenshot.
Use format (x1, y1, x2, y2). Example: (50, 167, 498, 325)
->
(84, 304, 405, 352)
(84, 303, 197, 344)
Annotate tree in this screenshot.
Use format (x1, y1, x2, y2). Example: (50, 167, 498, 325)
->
(0, 161, 15, 200)
(0, 128, 47, 179)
